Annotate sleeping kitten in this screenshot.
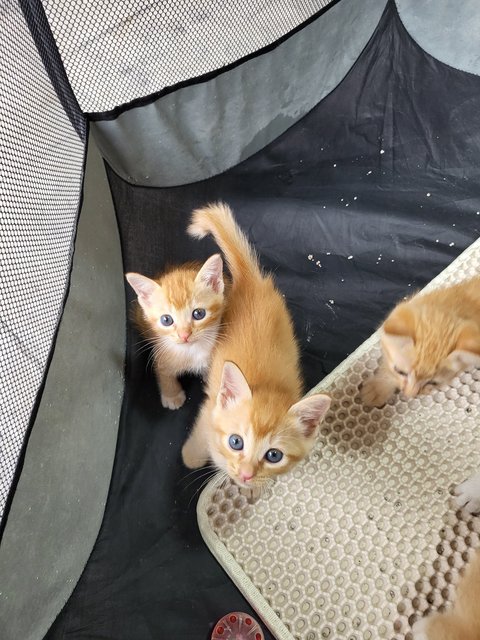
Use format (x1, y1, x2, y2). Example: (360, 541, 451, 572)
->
(126, 255, 225, 409)
(361, 276, 480, 407)
(412, 475, 480, 640)
(181, 202, 331, 488)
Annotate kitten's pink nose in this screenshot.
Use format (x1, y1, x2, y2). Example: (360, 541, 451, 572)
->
(178, 330, 191, 342)
(240, 471, 254, 483)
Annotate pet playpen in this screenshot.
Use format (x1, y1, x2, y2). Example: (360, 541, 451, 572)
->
(1, 1, 479, 639)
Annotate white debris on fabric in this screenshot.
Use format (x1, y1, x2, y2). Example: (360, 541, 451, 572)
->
(333, 163, 337, 167)
(325, 302, 337, 317)
(427, 192, 431, 197)
(380, 149, 385, 154)
(307, 254, 322, 268)
(367, 170, 372, 175)
(347, 255, 353, 260)
(449, 242, 455, 247)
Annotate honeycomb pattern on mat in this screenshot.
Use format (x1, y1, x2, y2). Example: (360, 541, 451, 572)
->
(199, 239, 480, 640)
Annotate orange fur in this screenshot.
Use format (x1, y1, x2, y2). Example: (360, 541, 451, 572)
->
(361, 277, 480, 407)
(126, 255, 226, 410)
(182, 203, 331, 487)
(413, 549, 480, 640)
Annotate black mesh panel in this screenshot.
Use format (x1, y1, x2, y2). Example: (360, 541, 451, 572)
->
(41, 0, 334, 113)
(0, 0, 86, 526)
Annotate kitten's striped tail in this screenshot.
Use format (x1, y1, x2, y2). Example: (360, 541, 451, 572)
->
(188, 202, 261, 284)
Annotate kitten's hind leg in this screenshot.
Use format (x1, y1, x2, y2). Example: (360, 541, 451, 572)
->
(156, 367, 186, 410)
(361, 360, 398, 407)
(182, 403, 210, 469)
(454, 471, 480, 514)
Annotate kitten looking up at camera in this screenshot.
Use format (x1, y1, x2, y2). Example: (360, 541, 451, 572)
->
(181, 202, 331, 488)
(126, 255, 225, 410)
(362, 276, 480, 407)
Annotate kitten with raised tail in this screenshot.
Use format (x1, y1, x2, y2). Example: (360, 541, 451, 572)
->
(181, 202, 331, 488)
(126, 254, 225, 410)
(361, 276, 480, 407)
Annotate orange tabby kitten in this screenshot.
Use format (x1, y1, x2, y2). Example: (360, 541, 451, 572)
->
(126, 254, 225, 409)
(361, 277, 480, 407)
(412, 475, 480, 640)
(412, 550, 480, 640)
(181, 202, 331, 488)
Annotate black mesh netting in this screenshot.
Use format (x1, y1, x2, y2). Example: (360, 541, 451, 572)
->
(41, 0, 333, 114)
(0, 0, 85, 524)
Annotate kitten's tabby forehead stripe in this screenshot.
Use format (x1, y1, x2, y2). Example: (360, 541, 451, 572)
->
(160, 267, 201, 309)
(156, 266, 224, 316)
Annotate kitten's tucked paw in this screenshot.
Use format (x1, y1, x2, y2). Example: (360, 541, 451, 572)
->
(360, 377, 393, 407)
(454, 471, 480, 514)
(181, 440, 207, 469)
(411, 617, 431, 640)
(161, 389, 186, 410)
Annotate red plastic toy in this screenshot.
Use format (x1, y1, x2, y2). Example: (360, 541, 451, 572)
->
(211, 612, 264, 640)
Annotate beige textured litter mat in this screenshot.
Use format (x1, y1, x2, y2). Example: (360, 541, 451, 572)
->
(197, 238, 480, 640)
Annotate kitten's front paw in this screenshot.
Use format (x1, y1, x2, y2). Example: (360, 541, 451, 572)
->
(454, 471, 480, 514)
(411, 617, 431, 640)
(360, 377, 394, 407)
(181, 440, 207, 469)
(161, 389, 186, 410)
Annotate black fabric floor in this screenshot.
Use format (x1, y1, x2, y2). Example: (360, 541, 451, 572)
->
(46, 4, 480, 639)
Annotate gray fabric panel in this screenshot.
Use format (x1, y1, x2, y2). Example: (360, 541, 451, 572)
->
(396, 0, 480, 76)
(0, 138, 125, 640)
(92, 0, 388, 187)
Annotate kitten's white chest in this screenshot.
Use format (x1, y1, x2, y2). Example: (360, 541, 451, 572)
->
(164, 336, 214, 376)
(181, 340, 212, 374)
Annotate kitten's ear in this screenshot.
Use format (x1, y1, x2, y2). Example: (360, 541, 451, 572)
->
(125, 272, 160, 310)
(288, 394, 331, 438)
(381, 304, 415, 368)
(217, 361, 252, 409)
(447, 322, 480, 370)
(195, 254, 224, 294)
(383, 303, 416, 339)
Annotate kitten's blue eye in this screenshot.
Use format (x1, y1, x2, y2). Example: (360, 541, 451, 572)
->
(192, 308, 206, 320)
(228, 434, 244, 451)
(265, 448, 283, 463)
(160, 314, 173, 326)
